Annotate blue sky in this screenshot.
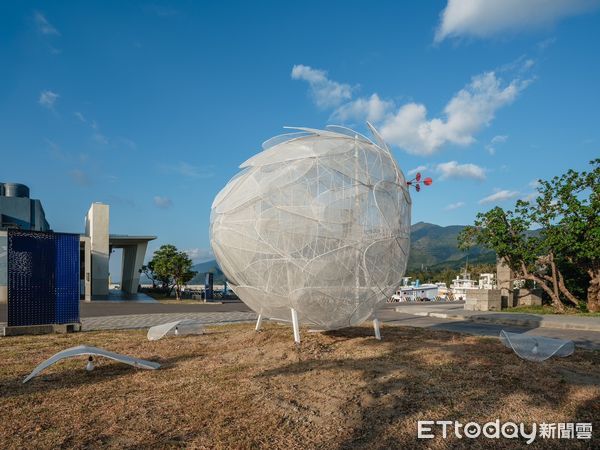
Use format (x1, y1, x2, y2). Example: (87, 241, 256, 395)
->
(1, 0, 599, 266)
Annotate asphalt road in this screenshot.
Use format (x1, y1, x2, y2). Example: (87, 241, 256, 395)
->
(0, 300, 443, 321)
(377, 304, 600, 350)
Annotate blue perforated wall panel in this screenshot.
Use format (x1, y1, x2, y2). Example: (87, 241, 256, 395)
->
(54, 233, 80, 324)
(7, 230, 80, 326)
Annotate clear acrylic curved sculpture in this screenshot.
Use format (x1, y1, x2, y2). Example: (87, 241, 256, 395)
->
(147, 319, 204, 341)
(23, 345, 160, 383)
(210, 123, 411, 341)
(500, 330, 575, 362)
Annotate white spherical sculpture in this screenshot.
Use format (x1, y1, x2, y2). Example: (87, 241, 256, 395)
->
(210, 124, 411, 333)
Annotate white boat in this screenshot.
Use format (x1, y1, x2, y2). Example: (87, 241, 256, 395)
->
(450, 272, 477, 300)
(450, 271, 497, 300)
(478, 273, 496, 289)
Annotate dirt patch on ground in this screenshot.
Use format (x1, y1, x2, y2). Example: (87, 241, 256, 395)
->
(1, 324, 598, 449)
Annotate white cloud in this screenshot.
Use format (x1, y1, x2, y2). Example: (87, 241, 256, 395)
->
(436, 161, 486, 180)
(407, 165, 428, 176)
(529, 179, 541, 189)
(486, 134, 508, 155)
(74, 111, 86, 122)
(34, 11, 60, 36)
(185, 248, 214, 262)
(153, 196, 173, 209)
(435, 0, 599, 42)
(39, 90, 59, 109)
(522, 59, 536, 71)
(478, 190, 519, 204)
(292, 64, 530, 156)
(491, 135, 508, 144)
(331, 93, 393, 123)
(291, 64, 353, 108)
(444, 201, 466, 211)
(379, 72, 529, 155)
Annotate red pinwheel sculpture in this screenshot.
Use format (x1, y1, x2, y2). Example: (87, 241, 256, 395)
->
(406, 172, 432, 192)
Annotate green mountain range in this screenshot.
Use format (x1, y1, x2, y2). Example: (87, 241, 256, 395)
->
(190, 222, 496, 284)
(407, 222, 496, 270)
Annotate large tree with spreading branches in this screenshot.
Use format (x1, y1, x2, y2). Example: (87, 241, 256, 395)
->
(459, 159, 599, 312)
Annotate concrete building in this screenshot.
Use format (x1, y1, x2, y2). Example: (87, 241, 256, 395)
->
(0, 183, 155, 302)
(0, 183, 50, 231)
(84, 203, 155, 300)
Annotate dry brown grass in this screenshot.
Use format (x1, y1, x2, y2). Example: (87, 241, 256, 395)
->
(1, 324, 598, 449)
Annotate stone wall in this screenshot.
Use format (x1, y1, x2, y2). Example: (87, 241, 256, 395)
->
(464, 289, 502, 311)
(514, 288, 542, 307)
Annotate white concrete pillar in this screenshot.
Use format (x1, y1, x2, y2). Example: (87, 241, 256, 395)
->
(80, 236, 91, 302)
(85, 203, 109, 299)
(120, 242, 148, 293)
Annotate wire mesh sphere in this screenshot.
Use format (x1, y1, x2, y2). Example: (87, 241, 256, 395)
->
(210, 124, 411, 330)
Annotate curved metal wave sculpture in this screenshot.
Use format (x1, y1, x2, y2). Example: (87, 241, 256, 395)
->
(500, 330, 575, 362)
(210, 123, 411, 339)
(147, 319, 204, 341)
(23, 345, 160, 383)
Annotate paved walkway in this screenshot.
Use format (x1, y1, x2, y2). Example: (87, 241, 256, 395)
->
(381, 313, 600, 350)
(0, 300, 252, 322)
(82, 311, 257, 331)
(394, 302, 600, 332)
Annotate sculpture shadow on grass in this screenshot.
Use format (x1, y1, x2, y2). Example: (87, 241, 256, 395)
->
(257, 326, 599, 449)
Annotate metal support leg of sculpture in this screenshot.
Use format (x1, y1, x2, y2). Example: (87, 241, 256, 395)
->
(291, 308, 300, 344)
(373, 317, 382, 340)
(255, 314, 263, 331)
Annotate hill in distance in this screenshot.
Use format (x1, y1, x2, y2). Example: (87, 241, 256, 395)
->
(408, 222, 495, 270)
(190, 222, 496, 284)
(190, 260, 226, 285)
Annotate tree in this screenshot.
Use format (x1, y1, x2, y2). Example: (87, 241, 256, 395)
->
(458, 206, 569, 312)
(149, 245, 197, 300)
(537, 159, 600, 311)
(459, 159, 600, 312)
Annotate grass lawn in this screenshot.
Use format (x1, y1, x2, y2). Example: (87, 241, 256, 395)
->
(1, 324, 598, 449)
(505, 305, 600, 317)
